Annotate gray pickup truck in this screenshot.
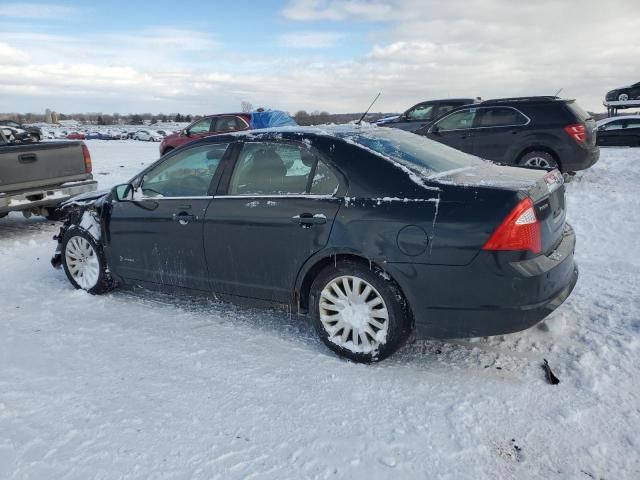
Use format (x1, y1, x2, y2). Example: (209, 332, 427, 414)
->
(0, 129, 97, 219)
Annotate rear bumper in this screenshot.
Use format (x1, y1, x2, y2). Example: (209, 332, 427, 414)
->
(561, 144, 599, 172)
(386, 224, 578, 338)
(0, 179, 98, 214)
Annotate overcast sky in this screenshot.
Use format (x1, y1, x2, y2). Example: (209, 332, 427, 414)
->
(1, 0, 639, 115)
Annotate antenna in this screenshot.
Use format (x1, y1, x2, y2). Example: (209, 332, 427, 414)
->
(553, 88, 563, 97)
(356, 92, 381, 125)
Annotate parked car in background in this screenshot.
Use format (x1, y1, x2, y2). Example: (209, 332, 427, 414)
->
(0, 129, 97, 220)
(156, 129, 173, 137)
(605, 81, 640, 103)
(86, 131, 113, 140)
(134, 129, 163, 142)
(0, 120, 43, 141)
(376, 98, 476, 132)
(416, 97, 599, 172)
(596, 115, 640, 147)
(160, 113, 251, 155)
(1, 126, 32, 144)
(52, 126, 577, 363)
(66, 132, 86, 140)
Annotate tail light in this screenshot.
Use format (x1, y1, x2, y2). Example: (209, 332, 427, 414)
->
(483, 197, 541, 254)
(564, 123, 587, 143)
(81, 143, 92, 174)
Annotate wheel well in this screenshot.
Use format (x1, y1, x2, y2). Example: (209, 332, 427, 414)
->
(297, 254, 414, 329)
(517, 146, 561, 170)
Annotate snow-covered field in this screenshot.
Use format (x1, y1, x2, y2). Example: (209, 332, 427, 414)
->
(1, 141, 639, 479)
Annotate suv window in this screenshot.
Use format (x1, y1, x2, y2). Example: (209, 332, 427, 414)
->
(477, 107, 528, 127)
(435, 108, 477, 130)
(141, 143, 228, 197)
(189, 118, 213, 134)
(228, 142, 338, 196)
(406, 104, 435, 121)
(214, 116, 241, 132)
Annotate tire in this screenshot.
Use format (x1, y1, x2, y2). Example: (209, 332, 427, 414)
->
(618, 93, 629, 102)
(31, 133, 40, 142)
(61, 226, 115, 295)
(518, 150, 558, 170)
(309, 260, 412, 363)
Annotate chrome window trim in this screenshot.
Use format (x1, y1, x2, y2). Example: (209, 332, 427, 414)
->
(214, 194, 336, 200)
(134, 195, 214, 201)
(430, 106, 531, 133)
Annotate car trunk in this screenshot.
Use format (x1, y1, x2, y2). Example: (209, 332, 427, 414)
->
(432, 163, 566, 256)
(0, 141, 90, 193)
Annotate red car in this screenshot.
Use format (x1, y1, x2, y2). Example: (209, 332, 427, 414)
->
(66, 132, 86, 140)
(159, 113, 251, 156)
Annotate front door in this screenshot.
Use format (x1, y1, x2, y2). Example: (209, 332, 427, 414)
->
(107, 142, 230, 291)
(425, 107, 477, 155)
(204, 141, 343, 303)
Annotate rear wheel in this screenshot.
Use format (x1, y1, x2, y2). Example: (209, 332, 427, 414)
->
(61, 226, 114, 294)
(519, 151, 558, 170)
(309, 260, 412, 362)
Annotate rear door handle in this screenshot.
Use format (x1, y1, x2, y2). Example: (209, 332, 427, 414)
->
(172, 212, 197, 225)
(292, 213, 327, 226)
(19, 153, 37, 163)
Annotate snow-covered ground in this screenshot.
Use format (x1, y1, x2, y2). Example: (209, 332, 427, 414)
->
(1, 142, 639, 479)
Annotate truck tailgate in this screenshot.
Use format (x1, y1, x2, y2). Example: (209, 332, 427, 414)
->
(0, 141, 91, 193)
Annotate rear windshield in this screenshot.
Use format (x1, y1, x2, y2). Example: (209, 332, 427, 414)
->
(565, 101, 592, 121)
(336, 127, 486, 174)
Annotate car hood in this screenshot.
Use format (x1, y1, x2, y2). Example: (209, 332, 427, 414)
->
(60, 189, 110, 207)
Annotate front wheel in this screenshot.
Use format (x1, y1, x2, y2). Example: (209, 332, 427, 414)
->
(518, 151, 558, 170)
(61, 226, 115, 294)
(310, 260, 412, 363)
(618, 93, 629, 101)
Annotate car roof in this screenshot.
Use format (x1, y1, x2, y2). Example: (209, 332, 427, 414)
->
(478, 96, 567, 105)
(597, 115, 640, 124)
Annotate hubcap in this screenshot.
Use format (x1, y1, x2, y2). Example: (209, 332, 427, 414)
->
(65, 236, 100, 290)
(524, 156, 553, 168)
(618, 93, 629, 101)
(319, 275, 389, 354)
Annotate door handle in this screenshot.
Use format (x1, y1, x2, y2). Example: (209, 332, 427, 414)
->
(292, 213, 327, 226)
(19, 153, 37, 163)
(172, 212, 197, 225)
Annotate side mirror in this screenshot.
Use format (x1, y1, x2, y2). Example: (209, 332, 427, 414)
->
(182, 129, 189, 136)
(111, 183, 134, 202)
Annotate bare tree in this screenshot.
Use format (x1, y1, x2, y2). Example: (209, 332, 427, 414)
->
(241, 101, 253, 113)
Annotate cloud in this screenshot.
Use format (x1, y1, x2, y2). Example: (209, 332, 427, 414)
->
(282, 0, 392, 21)
(0, 3, 77, 19)
(0, 42, 29, 65)
(276, 31, 346, 48)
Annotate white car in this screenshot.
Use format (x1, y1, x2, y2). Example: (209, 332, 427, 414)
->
(134, 129, 163, 142)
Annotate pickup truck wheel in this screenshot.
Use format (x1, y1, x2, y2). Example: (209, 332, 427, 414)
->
(61, 226, 114, 295)
(309, 260, 412, 363)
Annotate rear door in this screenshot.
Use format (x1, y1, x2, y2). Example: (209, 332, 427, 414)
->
(204, 141, 343, 303)
(424, 107, 477, 154)
(597, 119, 626, 146)
(107, 143, 230, 291)
(472, 107, 530, 162)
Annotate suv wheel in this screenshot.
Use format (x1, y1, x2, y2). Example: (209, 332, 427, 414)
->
(519, 151, 558, 169)
(309, 260, 412, 363)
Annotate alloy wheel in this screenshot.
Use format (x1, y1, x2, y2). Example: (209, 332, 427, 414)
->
(64, 236, 100, 290)
(523, 156, 553, 168)
(319, 275, 389, 354)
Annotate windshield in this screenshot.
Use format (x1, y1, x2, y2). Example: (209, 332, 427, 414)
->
(336, 127, 487, 174)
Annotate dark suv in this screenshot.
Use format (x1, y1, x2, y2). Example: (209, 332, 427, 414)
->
(416, 97, 599, 172)
(376, 98, 476, 132)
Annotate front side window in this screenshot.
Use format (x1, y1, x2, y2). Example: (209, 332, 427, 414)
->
(141, 143, 228, 197)
(406, 104, 435, 121)
(477, 107, 528, 127)
(189, 118, 213, 134)
(601, 120, 624, 131)
(435, 108, 476, 131)
(625, 119, 640, 128)
(228, 142, 338, 196)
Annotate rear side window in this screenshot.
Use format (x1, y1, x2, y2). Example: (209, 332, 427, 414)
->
(477, 107, 528, 127)
(228, 142, 338, 196)
(214, 116, 244, 132)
